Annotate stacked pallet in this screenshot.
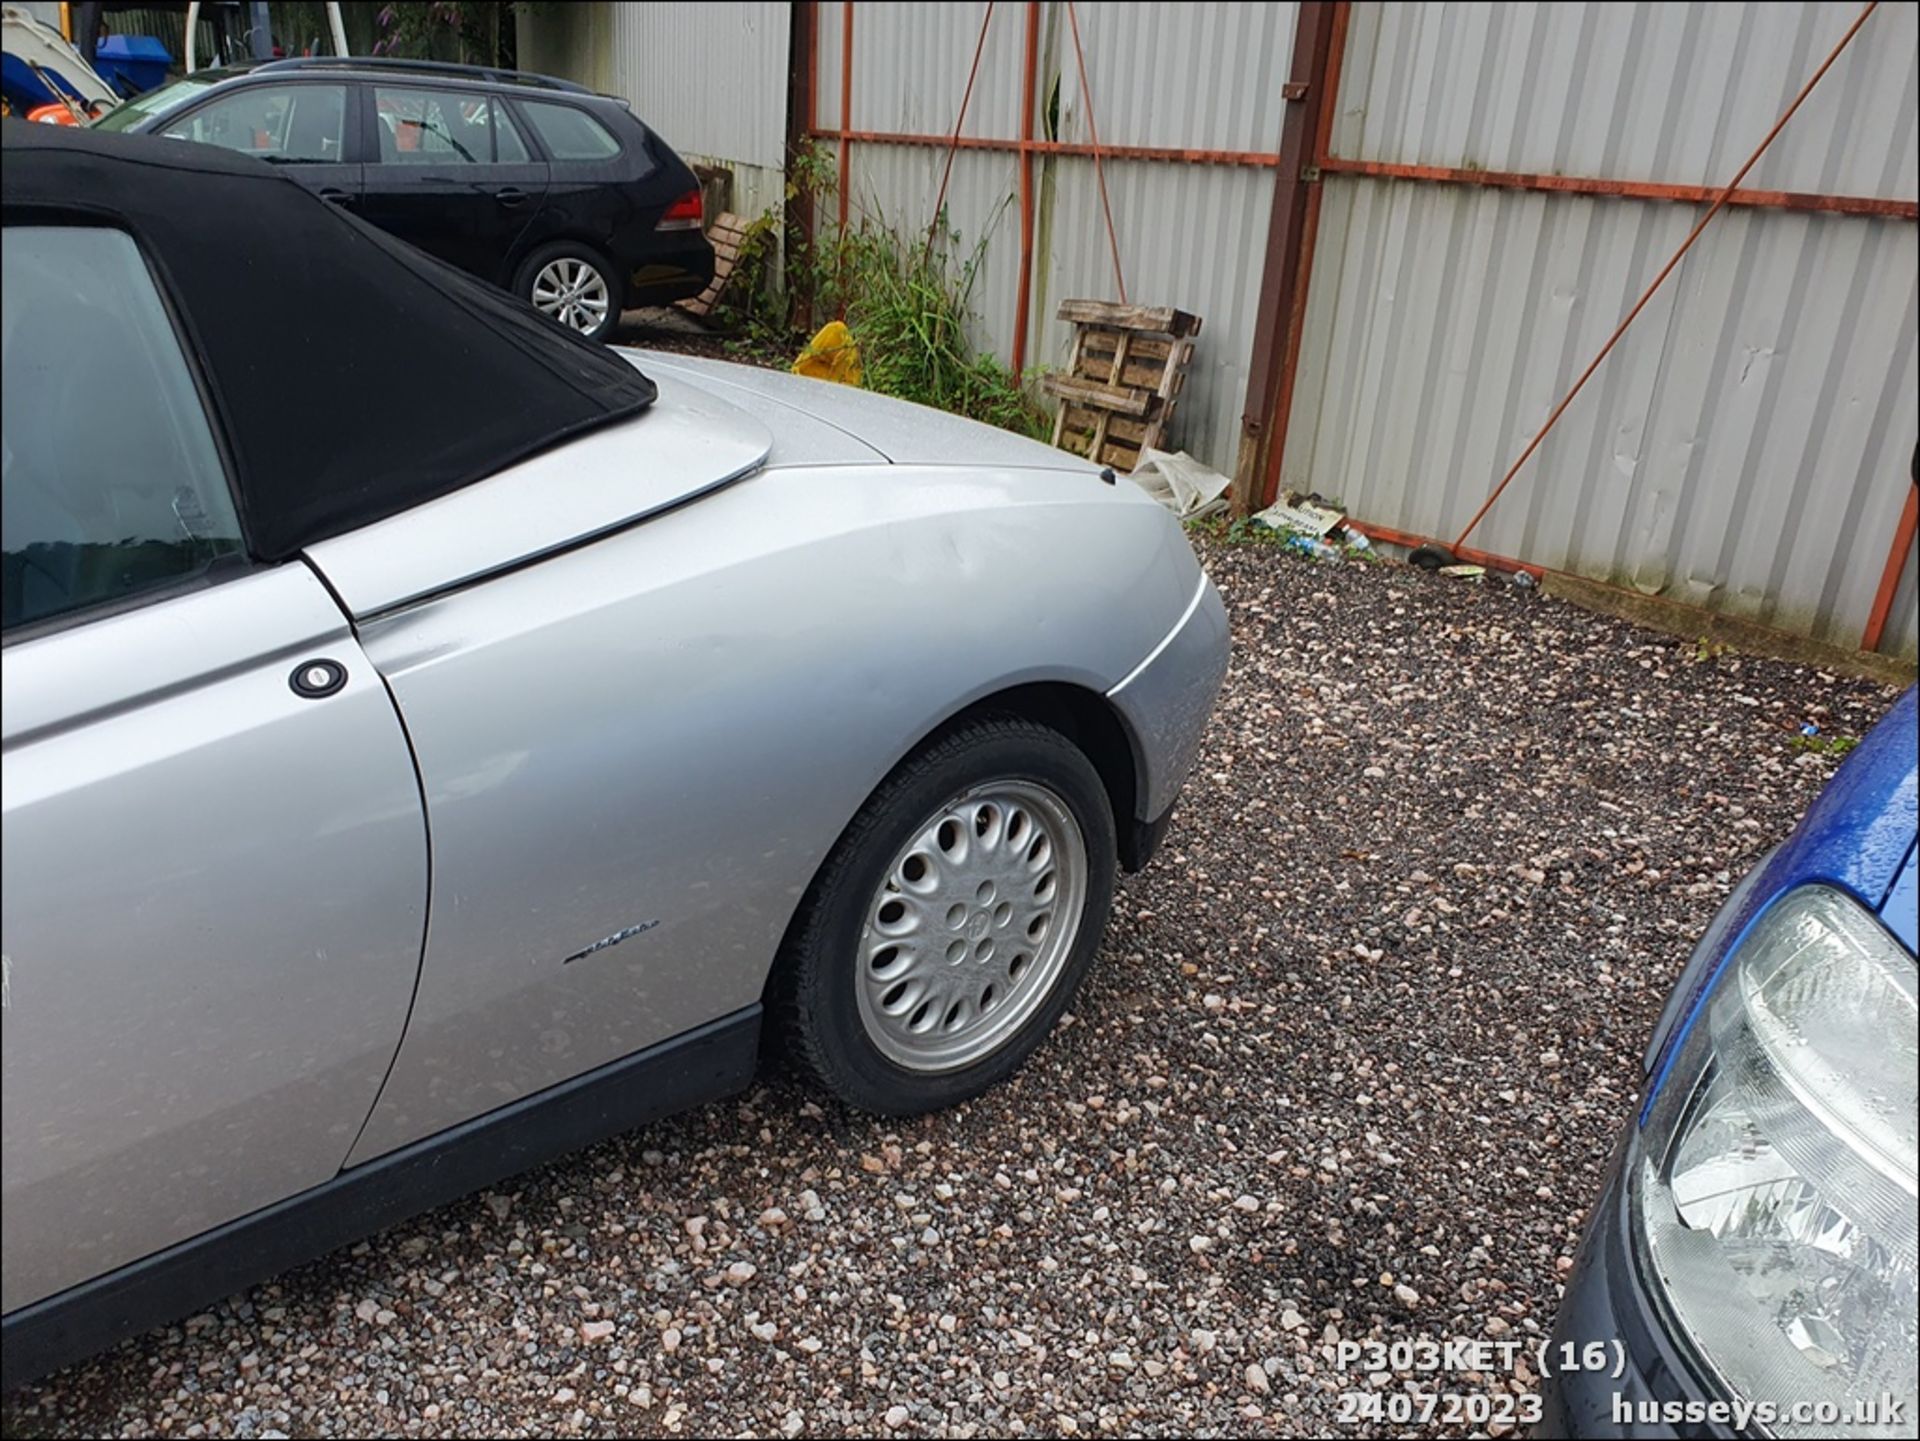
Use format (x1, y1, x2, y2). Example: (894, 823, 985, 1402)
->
(1043, 300, 1201, 472)
(677, 212, 751, 320)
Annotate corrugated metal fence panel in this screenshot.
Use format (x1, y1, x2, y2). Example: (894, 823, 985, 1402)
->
(814, 0, 843, 132)
(1056, 1, 1295, 152)
(1289, 1, 1919, 659)
(840, 142, 1025, 361)
(840, 1, 1028, 141)
(820, 1, 1296, 469)
(1289, 178, 1918, 654)
(608, 2, 789, 170)
(1036, 156, 1280, 469)
(1036, 3, 1296, 464)
(1334, 2, 1918, 201)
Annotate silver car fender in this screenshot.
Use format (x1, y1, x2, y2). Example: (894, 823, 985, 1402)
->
(332, 459, 1210, 1159)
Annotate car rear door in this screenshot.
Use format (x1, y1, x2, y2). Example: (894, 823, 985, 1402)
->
(510, 96, 654, 270)
(357, 84, 550, 287)
(155, 78, 363, 212)
(0, 224, 427, 1314)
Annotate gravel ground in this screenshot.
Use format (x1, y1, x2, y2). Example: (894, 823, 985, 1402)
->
(5, 535, 1903, 1440)
(611, 307, 754, 362)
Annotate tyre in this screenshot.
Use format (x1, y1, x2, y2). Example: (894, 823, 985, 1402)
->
(513, 241, 623, 343)
(780, 717, 1119, 1115)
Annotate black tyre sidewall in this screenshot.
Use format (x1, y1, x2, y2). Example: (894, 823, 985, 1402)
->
(513, 241, 623, 344)
(792, 722, 1118, 1115)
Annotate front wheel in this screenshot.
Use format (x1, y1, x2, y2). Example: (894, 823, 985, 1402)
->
(779, 718, 1118, 1115)
(513, 242, 622, 343)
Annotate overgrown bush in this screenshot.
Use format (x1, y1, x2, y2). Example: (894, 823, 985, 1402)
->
(720, 151, 1049, 441)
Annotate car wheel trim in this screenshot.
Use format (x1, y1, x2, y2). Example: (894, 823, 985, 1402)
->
(854, 779, 1088, 1073)
(530, 257, 610, 333)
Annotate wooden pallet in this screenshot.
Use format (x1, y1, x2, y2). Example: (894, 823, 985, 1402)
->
(677, 211, 751, 319)
(1042, 301, 1201, 472)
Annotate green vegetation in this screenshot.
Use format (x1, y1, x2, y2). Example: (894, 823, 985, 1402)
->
(1790, 731, 1861, 757)
(720, 148, 1048, 440)
(1186, 514, 1377, 562)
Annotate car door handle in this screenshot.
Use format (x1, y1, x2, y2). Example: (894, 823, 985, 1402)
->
(494, 186, 527, 208)
(316, 187, 354, 207)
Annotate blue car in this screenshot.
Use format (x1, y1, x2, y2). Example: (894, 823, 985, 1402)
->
(1540, 685, 1916, 1439)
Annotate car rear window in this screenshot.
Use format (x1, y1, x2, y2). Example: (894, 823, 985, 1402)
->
(2, 226, 245, 631)
(521, 101, 622, 161)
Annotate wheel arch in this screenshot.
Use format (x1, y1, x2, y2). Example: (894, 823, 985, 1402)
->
(757, 678, 1149, 1029)
(921, 682, 1145, 864)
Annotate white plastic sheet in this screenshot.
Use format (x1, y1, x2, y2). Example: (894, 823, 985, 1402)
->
(1125, 448, 1231, 520)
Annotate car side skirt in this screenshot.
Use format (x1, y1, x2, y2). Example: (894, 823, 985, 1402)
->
(0, 1006, 762, 1389)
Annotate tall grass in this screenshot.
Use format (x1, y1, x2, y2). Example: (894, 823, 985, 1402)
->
(722, 170, 1048, 440)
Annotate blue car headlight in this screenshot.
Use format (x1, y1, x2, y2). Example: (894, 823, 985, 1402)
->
(1632, 886, 1916, 1437)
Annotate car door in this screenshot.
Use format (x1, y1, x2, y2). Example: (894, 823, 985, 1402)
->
(511, 96, 650, 262)
(156, 79, 363, 212)
(0, 223, 427, 1314)
(357, 84, 550, 287)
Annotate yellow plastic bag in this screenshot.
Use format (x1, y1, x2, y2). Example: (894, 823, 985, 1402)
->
(792, 320, 862, 386)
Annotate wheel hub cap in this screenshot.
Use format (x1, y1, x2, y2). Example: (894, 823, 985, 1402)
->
(531, 257, 610, 333)
(855, 780, 1088, 1072)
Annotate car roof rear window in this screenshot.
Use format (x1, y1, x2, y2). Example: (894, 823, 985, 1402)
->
(2, 124, 656, 564)
(521, 101, 621, 161)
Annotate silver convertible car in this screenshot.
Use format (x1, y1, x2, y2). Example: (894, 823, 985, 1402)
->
(0, 125, 1227, 1381)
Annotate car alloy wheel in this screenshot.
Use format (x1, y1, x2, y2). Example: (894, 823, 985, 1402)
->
(779, 716, 1118, 1115)
(854, 780, 1088, 1072)
(530, 257, 610, 335)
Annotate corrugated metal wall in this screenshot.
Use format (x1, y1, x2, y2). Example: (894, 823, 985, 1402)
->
(608, 2, 790, 219)
(816, 1, 1299, 470)
(517, 2, 1914, 661)
(607, 3, 789, 169)
(520, 3, 790, 221)
(1285, 1, 1919, 657)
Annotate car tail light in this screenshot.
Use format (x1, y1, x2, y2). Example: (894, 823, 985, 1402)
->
(659, 189, 703, 232)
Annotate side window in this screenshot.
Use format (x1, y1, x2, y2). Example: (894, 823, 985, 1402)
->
(375, 87, 524, 164)
(159, 83, 346, 163)
(494, 103, 531, 163)
(2, 227, 245, 633)
(521, 101, 622, 161)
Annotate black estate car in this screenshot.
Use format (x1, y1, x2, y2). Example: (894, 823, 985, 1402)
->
(93, 56, 713, 342)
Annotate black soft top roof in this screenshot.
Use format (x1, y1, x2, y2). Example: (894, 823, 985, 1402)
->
(0, 122, 656, 562)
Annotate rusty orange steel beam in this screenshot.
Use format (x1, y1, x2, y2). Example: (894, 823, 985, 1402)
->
(925, 3, 997, 268)
(1453, 0, 1885, 552)
(1065, 0, 1126, 302)
(1257, 0, 1350, 511)
(836, 1, 853, 235)
(1010, 1, 1041, 375)
(812, 127, 1285, 169)
(1318, 157, 1918, 221)
(1345, 521, 1547, 580)
(1862, 483, 1919, 653)
(808, 128, 1913, 219)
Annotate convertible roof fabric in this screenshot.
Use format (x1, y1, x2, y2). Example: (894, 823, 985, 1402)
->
(1, 121, 657, 561)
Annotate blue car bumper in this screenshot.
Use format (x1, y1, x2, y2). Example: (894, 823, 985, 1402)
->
(1537, 1131, 1737, 1439)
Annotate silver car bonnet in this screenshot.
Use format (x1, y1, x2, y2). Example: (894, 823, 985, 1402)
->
(628, 355, 887, 468)
(624, 351, 1098, 473)
(304, 374, 774, 618)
